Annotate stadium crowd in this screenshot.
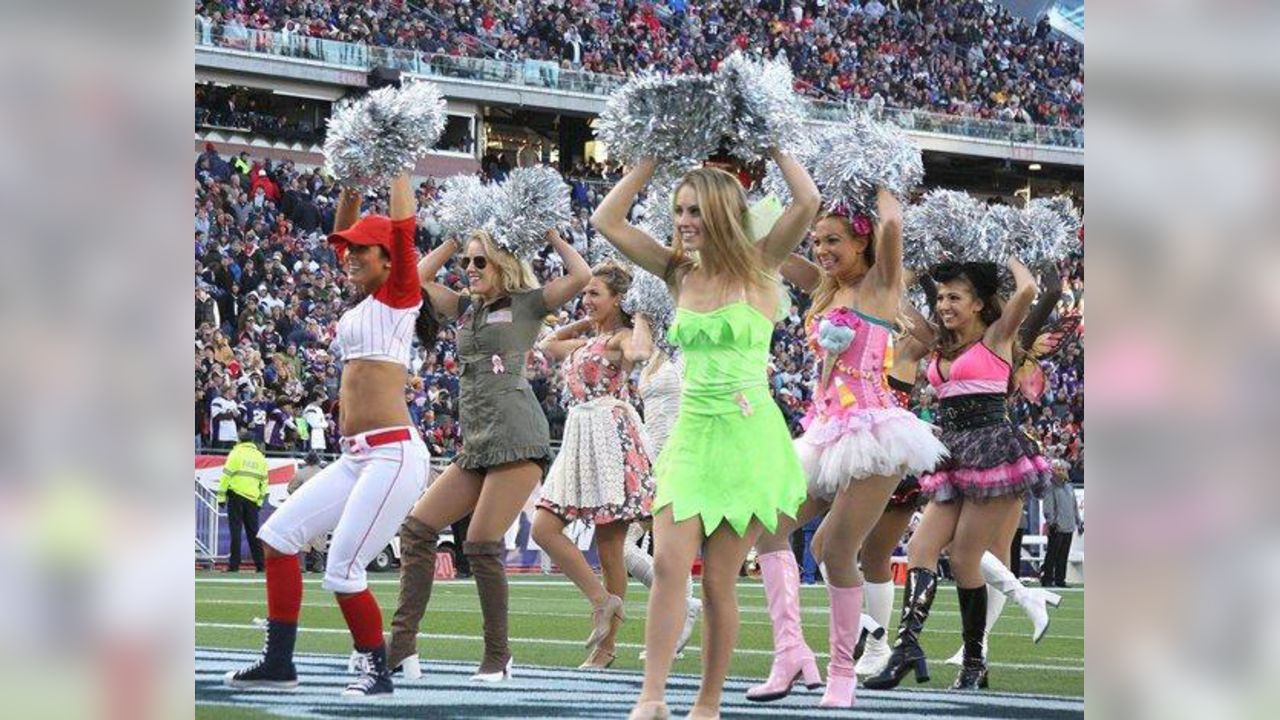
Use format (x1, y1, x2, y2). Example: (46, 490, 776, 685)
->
(194, 0, 1083, 128)
(194, 147, 1084, 483)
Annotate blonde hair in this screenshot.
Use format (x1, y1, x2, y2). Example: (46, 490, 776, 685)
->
(667, 167, 773, 295)
(467, 230, 539, 295)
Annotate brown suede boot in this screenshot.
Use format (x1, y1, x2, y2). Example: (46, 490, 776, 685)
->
(465, 541, 512, 680)
(386, 517, 439, 670)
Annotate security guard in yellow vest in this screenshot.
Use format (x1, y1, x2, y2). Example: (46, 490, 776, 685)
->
(219, 431, 270, 572)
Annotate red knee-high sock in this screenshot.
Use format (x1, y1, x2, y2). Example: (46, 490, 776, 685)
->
(336, 589, 385, 651)
(265, 554, 302, 623)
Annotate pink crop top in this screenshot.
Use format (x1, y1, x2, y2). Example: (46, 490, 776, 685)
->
(333, 218, 422, 369)
(927, 342, 1010, 400)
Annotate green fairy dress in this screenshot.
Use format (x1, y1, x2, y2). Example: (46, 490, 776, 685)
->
(652, 302, 807, 536)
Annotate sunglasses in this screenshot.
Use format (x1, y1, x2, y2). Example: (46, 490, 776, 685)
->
(459, 255, 488, 270)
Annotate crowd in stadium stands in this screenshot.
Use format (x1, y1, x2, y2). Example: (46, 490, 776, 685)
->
(195, 83, 324, 143)
(194, 1, 1083, 128)
(194, 149, 1083, 482)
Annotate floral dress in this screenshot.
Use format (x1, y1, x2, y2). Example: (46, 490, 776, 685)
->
(538, 333, 655, 524)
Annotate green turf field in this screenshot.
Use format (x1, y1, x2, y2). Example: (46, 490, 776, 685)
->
(196, 569, 1081, 718)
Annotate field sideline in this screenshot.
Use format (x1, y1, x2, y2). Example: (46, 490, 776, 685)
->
(195, 571, 1083, 719)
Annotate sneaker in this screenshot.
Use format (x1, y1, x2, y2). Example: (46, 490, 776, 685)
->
(342, 646, 393, 697)
(224, 656, 298, 689)
(225, 621, 299, 689)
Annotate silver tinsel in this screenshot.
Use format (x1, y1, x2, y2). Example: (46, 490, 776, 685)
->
(596, 73, 732, 164)
(718, 51, 807, 163)
(436, 175, 497, 245)
(903, 189, 987, 267)
(583, 238, 623, 267)
(810, 113, 923, 218)
(1022, 195, 1082, 264)
(634, 164, 691, 244)
(974, 203, 1019, 264)
(622, 268, 675, 351)
(323, 80, 446, 189)
(761, 132, 822, 206)
(490, 166, 572, 260)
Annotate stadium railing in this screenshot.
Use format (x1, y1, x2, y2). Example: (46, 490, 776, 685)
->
(195, 26, 1084, 150)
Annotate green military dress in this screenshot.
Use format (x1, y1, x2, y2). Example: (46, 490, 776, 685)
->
(453, 289, 553, 472)
(652, 302, 807, 536)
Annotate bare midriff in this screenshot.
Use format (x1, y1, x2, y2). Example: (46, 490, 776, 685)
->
(338, 359, 413, 436)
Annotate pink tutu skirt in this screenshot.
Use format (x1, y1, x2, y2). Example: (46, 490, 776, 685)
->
(920, 422, 1051, 502)
(796, 406, 948, 501)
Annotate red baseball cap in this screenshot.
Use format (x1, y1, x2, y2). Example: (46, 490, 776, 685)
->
(328, 214, 393, 263)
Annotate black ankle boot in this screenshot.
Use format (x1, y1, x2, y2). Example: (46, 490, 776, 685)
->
(344, 644, 394, 697)
(224, 620, 299, 689)
(952, 585, 989, 690)
(864, 568, 938, 690)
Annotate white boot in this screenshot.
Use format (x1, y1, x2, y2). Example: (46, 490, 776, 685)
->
(982, 551, 1061, 641)
(944, 586, 1006, 665)
(854, 580, 895, 676)
(624, 524, 655, 588)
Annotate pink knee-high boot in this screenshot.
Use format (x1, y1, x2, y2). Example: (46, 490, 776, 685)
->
(820, 583, 863, 707)
(746, 550, 823, 702)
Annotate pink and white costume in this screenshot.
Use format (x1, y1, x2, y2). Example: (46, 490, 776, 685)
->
(795, 307, 946, 499)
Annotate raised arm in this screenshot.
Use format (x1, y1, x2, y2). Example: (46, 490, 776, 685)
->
(757, 147, 821, 269)
(540, 229, 592, 310)
(334, 186, 362, 233)
(379, 173, 423, 308)
(417, 235, 460, 286)
(626, 313, 657, 364)
(536, 318, 593, 362)
(899, 289, 937, 348)
(589, 157, 673, 278)
(1019, 264, 1063, 348)
(866, 189, 904, 293)
(988, 257, 1039, 348)
(780, 252, 821, 295)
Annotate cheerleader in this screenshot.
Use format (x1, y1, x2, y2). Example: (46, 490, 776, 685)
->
(941, 266, 1066, 665)
(224, 175, 433, 696)
(383, 224, 590, 681)
(623, 313, 703, 661)
(748, 193, 947, 708)
(853, 289, 935, 677)
(865, 258, 1051, 692)
(530, 261, 656, 669)
(593, 151, 818, 720)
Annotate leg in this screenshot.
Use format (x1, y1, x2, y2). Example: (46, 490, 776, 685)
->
(387, 463, 484, 668)
(451, 514, 473, 577)
(810, 474, 899, 708)
(244, 501, 265, 572)
(623, 520, 655, 587)
(634, 507, 704, 712)
(530, 508, 620, 662)
(226, 494, 244, 571)
(692, 520, 764, 717)
(947, 499, 1023, 665)
(855, 506, 913, 675)
(747, 498, 828, 700)
(948, 495, 1024, 690)
(531, 509, 610, 604)
(467, 461, 542, 678)
(865, 500, 960, 691)
(594, 521, 631, 659)
(226, 458, 358, 689)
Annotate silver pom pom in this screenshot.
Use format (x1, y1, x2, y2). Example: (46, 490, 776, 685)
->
(583, 237, 623, 267)
(810, 113, 923, 218)
(1021, 195, 1082, 265)
(491, 166, 572, 260)
(903, 190, 987, 268)
(634, 164, 691, 244)
(436, 175, 497, 244)
(761, 133, 822, 206)
(323, 80, 446, 189)
(718, 51, 807, 163)
(622, 268, 675, 350)
(974, 204, 1019, 264)
(596, 73, 732, 164)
